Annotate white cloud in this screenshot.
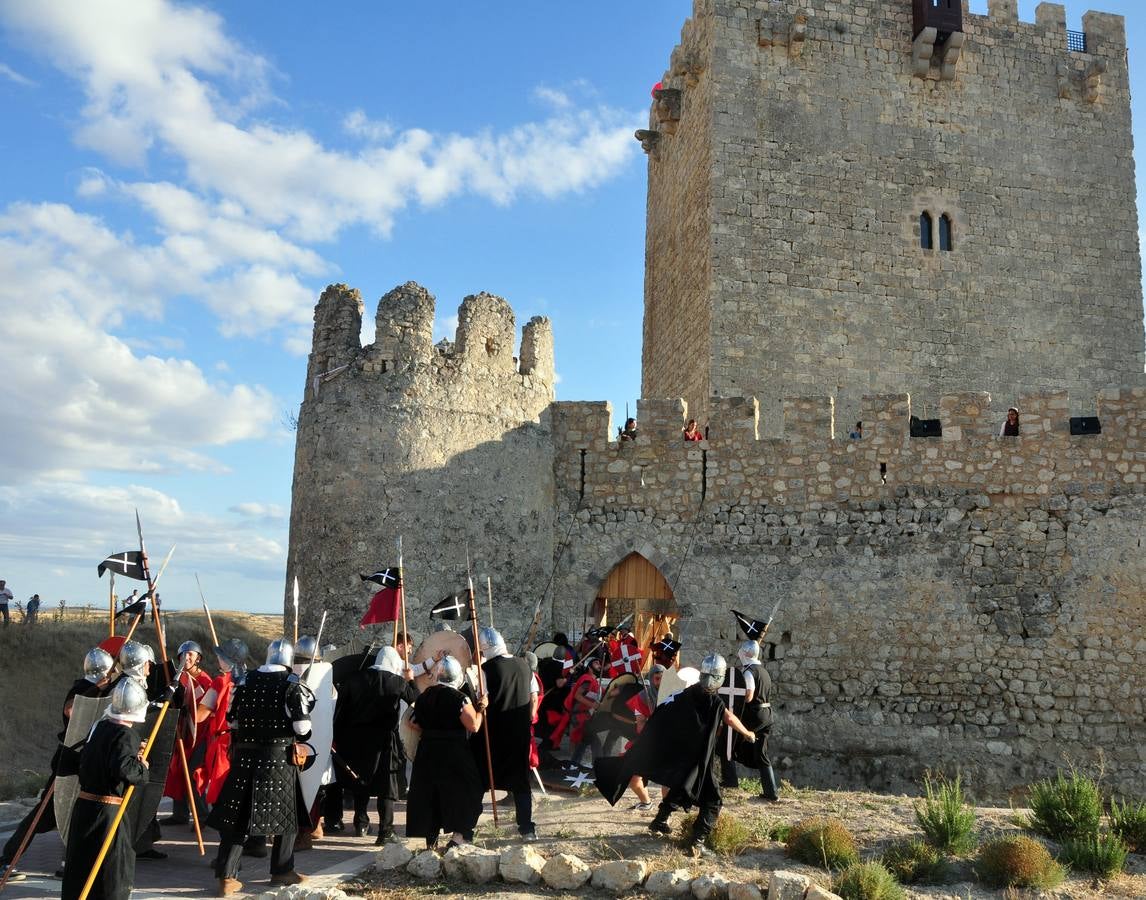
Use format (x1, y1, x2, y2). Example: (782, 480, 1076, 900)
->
(343, 109, 394, 143)
(0, 60, 34, 86)
(229, 501, 287, 521)
(534, 86, 571, 110)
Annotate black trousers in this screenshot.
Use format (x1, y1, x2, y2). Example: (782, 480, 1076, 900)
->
(513, 790, 534, 835)
(215, 830, 296, 878)
(658, 778, 722, 843)
(352, 791, 394, 835)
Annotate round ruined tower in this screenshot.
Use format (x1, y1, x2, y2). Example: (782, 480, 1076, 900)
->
(287, 281, 556, 642)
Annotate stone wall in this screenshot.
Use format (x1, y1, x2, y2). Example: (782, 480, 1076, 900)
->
(287, 282, 557, 640)
(546, 385, 1146, 797)
(641, 0, 1145, 434)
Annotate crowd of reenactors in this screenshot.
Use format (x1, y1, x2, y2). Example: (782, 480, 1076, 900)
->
(0, 616, 782, 898)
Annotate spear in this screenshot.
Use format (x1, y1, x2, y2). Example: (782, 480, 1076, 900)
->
(0, 782, 55, 889)
(467, 549, 499, 826)
(108, 571, 115, 638)
(292, 576, 300, 645)
(398, 538, 409, 665)
(195, 573, 220, 648)
(486, 576, 494, 628)
(135, 510, 170, 663)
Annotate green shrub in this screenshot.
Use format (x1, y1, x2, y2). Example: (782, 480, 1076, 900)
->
(881, 838, 948, 884)
(914, 773, 976, 854)
(785, 816, 860, 870)
(680, 812, 770, 856)
(1059, 831, 1129, 879)
(976, 835, 1065, 890)
(831, 862, 905, 900)
(1109, 796, 1146, 853)
(769, 822, 792, 843)
(1026, 770, 1102, 841)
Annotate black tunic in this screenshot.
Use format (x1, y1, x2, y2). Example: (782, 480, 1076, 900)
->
(472, 656, 533, 794)
(594, 684, 725, 808)
(60, 720, 148, 900)
(333, 668, 419, 796)
(206, 668, 311, 836)
(405, 685, 483, 839)
(733, 663, 774, 768)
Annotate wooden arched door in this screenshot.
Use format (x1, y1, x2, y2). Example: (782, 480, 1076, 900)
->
(593, 552, 678, 658)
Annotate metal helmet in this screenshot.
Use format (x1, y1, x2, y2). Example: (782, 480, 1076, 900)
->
(215, 638, 249, 672)
(737, 640, 762, 666)
(523, 651, 538, 673)
(177, 640, 203, 660)
(430, 621, 454, 633)
(478, 626, 506, 657)
(107, 678, 150, 723)
(371, 645, 403, 675)
(296, 635, 321, 661)
(437, 654, 465, 688)
(698, 652, 728, 694)
(83, 647, 114, 683)
(119, 641, 153, 678)
(265, 638, 294, 668)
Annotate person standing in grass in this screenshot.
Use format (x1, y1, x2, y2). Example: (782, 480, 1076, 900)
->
(0, 579, 12, 626)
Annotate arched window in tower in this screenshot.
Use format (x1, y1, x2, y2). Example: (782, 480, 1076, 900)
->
(919, 212, 933, 250)
(938, 214, 953, 251)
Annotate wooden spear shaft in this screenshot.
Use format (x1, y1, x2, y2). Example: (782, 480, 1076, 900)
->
(398, 538, 409, 666)
(195, 574, 220, 648)
(108, 572, 115, 638)
(0, 781, 55, 890)
(175, 725, 205, 854)
(468, 581, 499, 826)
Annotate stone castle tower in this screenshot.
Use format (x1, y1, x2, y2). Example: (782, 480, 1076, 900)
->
(640, 0, 1144, 430)
(288, 0, 1145, 796)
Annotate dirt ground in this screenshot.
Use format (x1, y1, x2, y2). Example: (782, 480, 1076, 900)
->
(348, 781, 1146, 899)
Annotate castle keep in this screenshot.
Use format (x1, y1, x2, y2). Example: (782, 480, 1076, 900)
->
(288, 0, 1145, 797)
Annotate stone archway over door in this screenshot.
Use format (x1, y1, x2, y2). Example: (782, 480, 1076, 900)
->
(593, 552, 678, 656)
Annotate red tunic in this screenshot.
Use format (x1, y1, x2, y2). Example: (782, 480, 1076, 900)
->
(201, 672, 235, 805)
(162, 668, 213, 800)
(528, 672, 543, 769)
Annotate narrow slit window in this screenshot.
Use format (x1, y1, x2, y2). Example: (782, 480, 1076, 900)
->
(920, 212, 933, 250)
(938, 214, 953, 251)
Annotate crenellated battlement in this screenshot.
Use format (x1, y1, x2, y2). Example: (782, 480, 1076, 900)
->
(551, 385, 1146, 514)
(303, 281, 554, 411)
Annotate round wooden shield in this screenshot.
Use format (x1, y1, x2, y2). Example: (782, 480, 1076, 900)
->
(399, 704, 420, 762)
(533, 641, 559, 660)
(411, 630, 472, 692)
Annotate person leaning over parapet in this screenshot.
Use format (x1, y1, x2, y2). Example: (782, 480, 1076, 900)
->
(683, 419, 703, 441)
(619, 417, 639, 441)
(1000, 407, 1020, 436)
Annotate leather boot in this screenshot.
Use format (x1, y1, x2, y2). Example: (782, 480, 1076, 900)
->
(216, 877, 242, 897)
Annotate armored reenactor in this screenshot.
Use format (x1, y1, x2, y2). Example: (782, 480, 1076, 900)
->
(731, 639, 780, 801)
(113, 641, 168, 861)
(162, 640, 213, 826)
(472, 627, 538, 841)
(593, 653, 757, 857)
(331, 645, 418, 842)
(405, 656, 486, 849)
(208, 638, 313, 896)
(0, 647, 114, 874)
(60, 678, 151, 900)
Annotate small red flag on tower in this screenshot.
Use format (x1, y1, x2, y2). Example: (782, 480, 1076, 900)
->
(360, 568, 402, 627)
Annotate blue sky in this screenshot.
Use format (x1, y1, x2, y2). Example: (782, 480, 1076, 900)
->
(0, 0, 1142, 616)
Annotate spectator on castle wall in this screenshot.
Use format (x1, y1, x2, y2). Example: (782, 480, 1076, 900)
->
(619, 418, 639, 441)
(0, 580, 12, 626)
(1000, 407, 1020, 436)
(682, 419, 703, 442)
(25, 593, 41, 625)
(849, 421, 863, 440)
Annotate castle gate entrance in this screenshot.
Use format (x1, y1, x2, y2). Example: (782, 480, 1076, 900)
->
(593, 552, 678, 664)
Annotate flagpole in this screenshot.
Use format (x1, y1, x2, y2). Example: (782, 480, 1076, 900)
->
(108, 571, 115, 638)
(466, 557, 499, 827)
(398, 537, 409, 666)
(135, 510, 171, 664)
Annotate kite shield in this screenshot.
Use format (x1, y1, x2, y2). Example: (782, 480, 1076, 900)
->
(297, 661, 334, 810)
(55, 693, 112, 845)
(656, 666, 700, 706)
(128, 700, 178, 844)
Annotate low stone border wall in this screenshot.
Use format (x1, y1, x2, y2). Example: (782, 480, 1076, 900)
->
(353, 840, 844, 900)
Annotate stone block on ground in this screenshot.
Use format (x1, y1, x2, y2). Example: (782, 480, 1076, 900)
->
(692, 872, 731, 900)
(805, 886, 844, 900)
(768, 870, 813, 900)
(499, 844, 546, 884)
(442, 843, 500, 883)
(541, 852, 592, 889)
(376, 840, 413, 870)
(407, 848, 443, 880)
(728, 883, 764, 900)
(646, 867, 694, 896)
(591, 858, 648, 891)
